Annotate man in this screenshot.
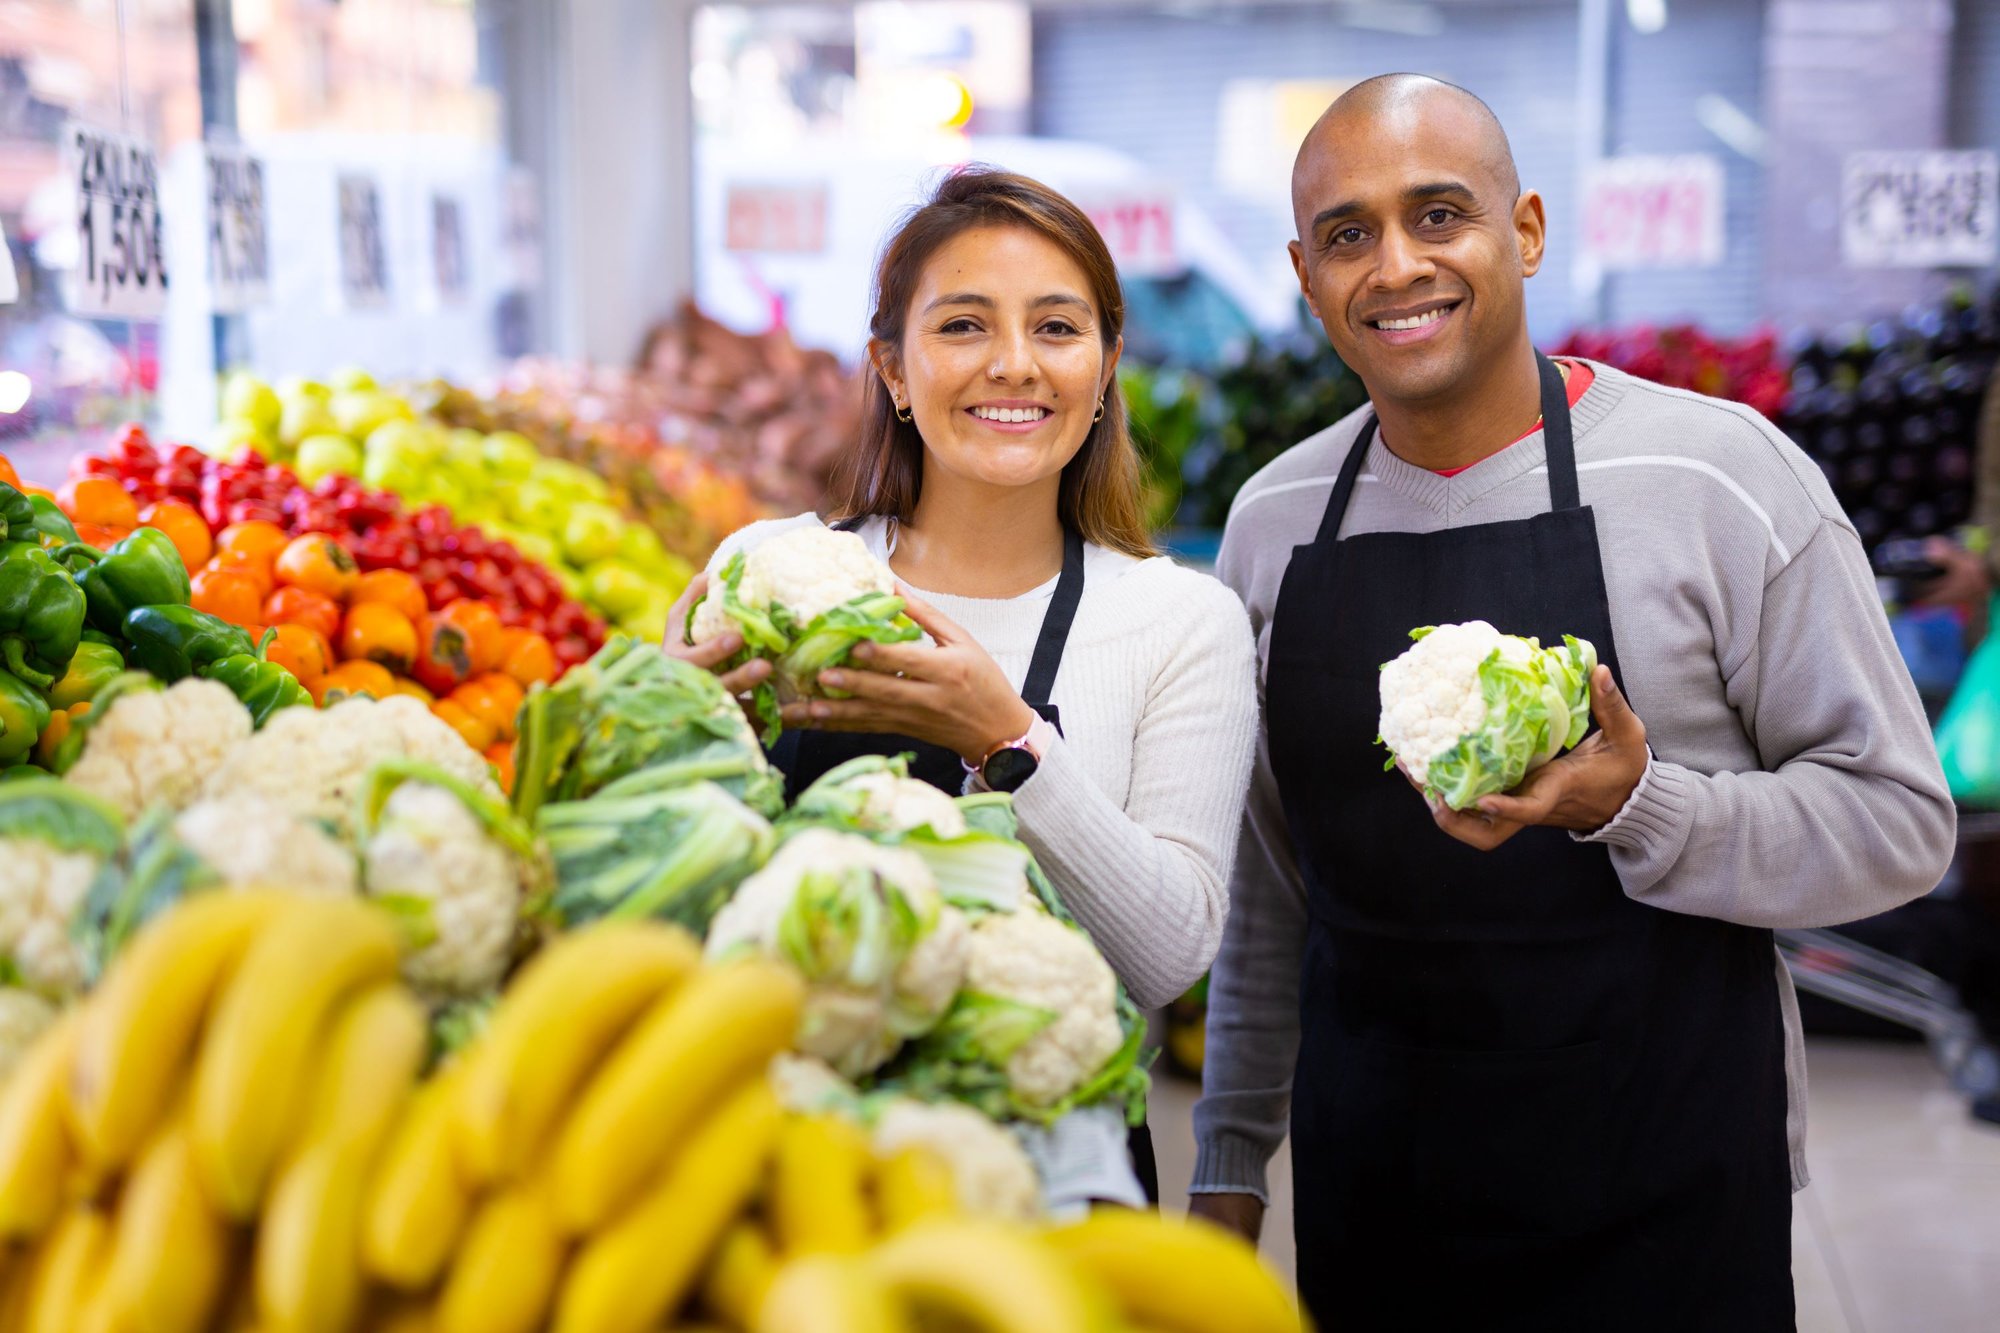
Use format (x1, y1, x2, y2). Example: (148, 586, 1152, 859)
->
(1189, 74, 1954, 1330)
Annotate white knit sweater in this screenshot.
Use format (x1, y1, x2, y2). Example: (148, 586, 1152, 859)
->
(710, 513, 1261, 1010)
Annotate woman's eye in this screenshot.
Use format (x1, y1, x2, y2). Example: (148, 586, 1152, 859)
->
(939, 318, 980, 334)
(1040, 320, 1080, 337)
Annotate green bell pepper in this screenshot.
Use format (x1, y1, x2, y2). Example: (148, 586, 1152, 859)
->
(74, 528, 191, 635)
(48, 672, 158, 774)
(26, 497, 78, 549)
(200, 651, 312, 728)
(0, 667, 51, 765)
(0, 484, 36, 544)
(0, 541, 85, 691)
(121, 606, 255, 682)
(46, 640, 125, 711)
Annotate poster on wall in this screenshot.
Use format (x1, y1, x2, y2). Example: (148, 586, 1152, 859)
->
(336, 172, 391, 308)
(204, 144, 269, 312)
(1580, 155, 1725, 270)
(430, 193, 469, 307)
(61, 121, 170, 319)
(1841, 150, 1998, 268)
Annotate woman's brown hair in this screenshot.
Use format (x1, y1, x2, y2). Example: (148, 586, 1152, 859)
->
(825, 167, 1157, 559)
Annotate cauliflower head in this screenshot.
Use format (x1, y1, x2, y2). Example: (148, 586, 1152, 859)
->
(961, 909, 1124, 1110)
(0, 989, 57, 1085)
(1377, 620, 1598, 811)
(173, 794, 359, 897)
(871, 1098, 1042, 1223)
(844, 771, 968, 839)
(66, 678, 253, 820)
(689, 526, 897, 646)
(0, 844, 97, 998)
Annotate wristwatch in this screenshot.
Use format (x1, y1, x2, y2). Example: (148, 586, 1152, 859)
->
(965, 725, 1042, 793)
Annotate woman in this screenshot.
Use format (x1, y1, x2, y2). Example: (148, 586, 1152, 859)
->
(666, 168, 1258, 1209)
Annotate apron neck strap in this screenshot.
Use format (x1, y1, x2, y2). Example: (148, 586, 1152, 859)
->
(1315, 350, 1580, 544)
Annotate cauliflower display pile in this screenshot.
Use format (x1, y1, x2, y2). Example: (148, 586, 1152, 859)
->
(62, 676, 253, 820)
(0, 988, 56, 1085)
(706, 828, 969, 1078)
(172, 793, 360, 897)
(0, 778, 125, 998)
(687, 525, 922, 741)
(1377, 620, 1598, 812)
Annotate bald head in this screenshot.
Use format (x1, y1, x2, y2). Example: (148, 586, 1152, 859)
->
(1294, 74, 1520, 226)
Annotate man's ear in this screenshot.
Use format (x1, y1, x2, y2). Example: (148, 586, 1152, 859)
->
(1514, 190, 1548, 278)
(1288, 240, 1322, 321)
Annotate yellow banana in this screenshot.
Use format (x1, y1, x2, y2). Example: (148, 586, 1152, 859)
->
(0, 1015, 79, 1239)
(191, 897, 401, 1217)
(362, 1068, 472, 1291)
(552, 959, 803, 1233)
(771, 1114, 873, 1256)
(1044, 1211, 1303, 1333)
(755, 1255, 910, 1333)
(103, 1115, 229, 1333)
(454, 921, 700, 1185)
(436, 1180, 566, 1333)
(67, 890, 286, 1170)
(865, 1219, 1108, 1333)
(871, 1148, 959, 1232)
(553, 1080, 781, 1333)
(253, 1139, 368, 1333)
(368, 1295, 436, 1333)
(697, 1222, 778, 1328)
(303, 985, 427, 1151)
(0, 1239, 33, 1333)
(24, 1206, 109, 1333)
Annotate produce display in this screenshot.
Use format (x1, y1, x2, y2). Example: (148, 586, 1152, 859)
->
(1551, 323, 1792, 420)
(1378, 621, 1598, 812)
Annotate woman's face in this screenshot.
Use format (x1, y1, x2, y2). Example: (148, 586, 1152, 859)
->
(877, 224, 1121, 494)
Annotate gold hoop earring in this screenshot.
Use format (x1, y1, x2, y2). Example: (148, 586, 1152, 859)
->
(1092, 399, 1105, 423)
(895, 403, 913, 424)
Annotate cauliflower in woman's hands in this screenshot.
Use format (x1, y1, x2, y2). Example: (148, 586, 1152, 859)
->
(687, 526, 922, 742)
(1377, 620, 1598, 812)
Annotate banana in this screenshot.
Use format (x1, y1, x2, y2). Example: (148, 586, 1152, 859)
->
(1044, 1211, 1302, 1333)
(754, 1255, 910, 1333)
(871, 1148, 959, 1232)
(697, 1222, 778, 1328)
(67, 890, 286, 1169)
(191, 897, 401, 1217)
(865, 1219, 1107, 1333)
(0, 1239, 34, 1333)
(771, 1114, 873, 1256)
(553, 1080, 781, 1333)
(454, 922, 700, 1185)
(303, 985, 427, 1152)
(362, 1068, 472, 1291)
(24, 1206, 109, 1333)
(436, 1180, 566, 1333)
(103, 1114, 229, 1333)
(552, 959, 803, 1233)
(253, 1139, 368, 1333)
(0, 1015, 79, 1239)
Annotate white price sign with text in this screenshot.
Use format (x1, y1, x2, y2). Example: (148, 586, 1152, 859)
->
(1075, 193, 1178, 278)
(1581, 155, 1725, 270)
(204, 145, 269, 312)
(724, 184, 829, 254)
(337, 173, 391, 308)
(63, 122, 170, 319)
(430, 193, 468, 307)
(1842, 150, 1998, 268)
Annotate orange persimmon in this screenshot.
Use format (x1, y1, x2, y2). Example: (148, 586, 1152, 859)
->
(71, 522, 129, 550)
(262, 624, 332, 689)
(435, 599, 506, 675)
(58, 477, 139, 530)
(33, 702, 89, 768)
(210, 547, 276, 600)
(430, 698, 495, 753)
(349, 569, 428, 624)
(190, 567, 265, 627)
(484, 739, 516, 794)
(313, 659, 396, 706)
(274, 535, 359, 601)
(137, 501, 212, 574)
(262, 586, 343, 643)
(450, 674, 524, 741)
(215, 519, 290, 566)
(389, 676, 434, 705)
(338, 603, 417, 675)
(0, 455, 18, 488)
(496, 628, 557, 689)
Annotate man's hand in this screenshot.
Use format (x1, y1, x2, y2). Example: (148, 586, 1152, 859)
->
(1424, 665, 1649, 852)
(1187, 1192, 1265, 1244)
(1915, 536, 1991, 608)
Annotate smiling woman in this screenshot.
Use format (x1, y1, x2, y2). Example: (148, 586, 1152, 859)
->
(664, 167, 1261, 1214)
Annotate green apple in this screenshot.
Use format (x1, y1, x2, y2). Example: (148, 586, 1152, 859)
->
(363, 449, 427, 498)
(277, 375, 331, 402)
(331, 390, 413, 439)
(617, 523, 667, 567)
(365, 419, 436, 464)
(505, 479, 568, 535)
(220, 372, 282, 434)
(202, 419, 269, 463)
(482, 431, 541, 481)
(552, 565, 589, 602)
(278, 397, 338, 449)
(444, 431, 489, 482)
(329, 366, 378, 393)
(562, 503, 625, 566)
(503, 527, 562, 570)
(584, 560, 654, 618)
(294, 433, 364, 486)
(618, 595, 672, 643)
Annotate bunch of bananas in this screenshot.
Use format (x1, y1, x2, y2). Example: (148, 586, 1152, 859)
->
(0, 891, 1301, 1332)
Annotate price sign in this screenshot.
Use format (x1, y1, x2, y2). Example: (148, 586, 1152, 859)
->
(62, 122, 169, 319)
(430, 193, 468, 306)
(337, 173, 390, 308)
(1581, 155, 1725, 270)
(1842, 150, 1999, 268)
(205, 145, 269, 312)
(724, 184, 829, 254)
(1075, 193, 1179, 277)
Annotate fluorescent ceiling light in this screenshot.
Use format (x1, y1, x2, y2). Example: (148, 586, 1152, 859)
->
(1626, 0, 1667, 34)
(1337, 3, 1446, 38)
(1696, 92, 1768, 162)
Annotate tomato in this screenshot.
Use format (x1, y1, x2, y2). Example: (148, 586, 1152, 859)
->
(262, 624, 333, 689)
(314, 659, 396, 706)
(338, 603, 418, 675)
(190, 567, 265, 627)
(59, 477, 140, 531)
(136, 500, 213, 575)
(349, 569, 428, 623)
(497, 628, 558, 689)
(262, 586, 343, 643)
(437, 599, 506, 675)
(210, 547, 276, 600)
(430, 698, 495, 753)
(274, 535, 359, 601)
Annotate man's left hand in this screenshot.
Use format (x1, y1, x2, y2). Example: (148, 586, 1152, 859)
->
(1426, 665, 1649, 851)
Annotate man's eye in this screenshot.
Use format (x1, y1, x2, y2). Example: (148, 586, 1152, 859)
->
(1333, 226, 1366, 246)
(1422, 208, 1455, 226)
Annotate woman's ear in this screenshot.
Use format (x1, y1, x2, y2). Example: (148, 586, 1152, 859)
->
(868, 339, 905, 407)
(1100, 334, 1125, 400)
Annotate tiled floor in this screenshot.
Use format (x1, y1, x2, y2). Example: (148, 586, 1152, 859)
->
(1148, 1036, 2000, 1331)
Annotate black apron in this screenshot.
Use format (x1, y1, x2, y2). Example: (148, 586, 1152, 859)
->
(767, 518, 1161, 1203)
(1265, 355, 1793, 1330)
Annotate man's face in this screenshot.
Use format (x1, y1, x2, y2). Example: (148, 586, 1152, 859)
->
(1289, 101, 1544, 406)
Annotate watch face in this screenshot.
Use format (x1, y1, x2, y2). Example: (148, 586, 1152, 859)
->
(982, 745, 1039, 793)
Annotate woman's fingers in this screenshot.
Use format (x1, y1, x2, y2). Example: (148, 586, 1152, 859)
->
(664, 571, 710, 646)
(894, 585, 965, 647)
(717, 657, 770, 695)
(670, 628, 742, 670)
(815, 666, 924, 707)
(846, 638, 938, 677)
(780, 698, 893, 732)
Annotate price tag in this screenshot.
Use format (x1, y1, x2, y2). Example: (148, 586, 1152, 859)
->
(337, 173, 391, 308)
(204, 145, 269, 312)
(62, 121, 170, 320)
(430, 192, 468, 306)
(0, 220, 17, 306)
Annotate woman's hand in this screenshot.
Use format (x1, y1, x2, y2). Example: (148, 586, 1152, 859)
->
(781, 587, 1037, 763)
(663, 571, 773, 700)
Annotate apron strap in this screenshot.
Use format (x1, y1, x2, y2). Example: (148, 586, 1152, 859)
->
(1316, 416, 1379, 545)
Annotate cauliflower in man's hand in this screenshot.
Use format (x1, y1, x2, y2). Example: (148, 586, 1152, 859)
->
(687, 526, 922, 742)
(1377, 620, 1598, 812)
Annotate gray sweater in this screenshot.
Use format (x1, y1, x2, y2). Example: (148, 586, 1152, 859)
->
(1191, 360, 1957, 1202)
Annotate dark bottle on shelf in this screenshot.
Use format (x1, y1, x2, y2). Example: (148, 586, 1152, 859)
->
(1905, 501, 1942, 538)
(1854, 421, 1890, 456)
(1852, 508, 1889, 546)
(1935, 445, 1973, 485)
(1817, 424, 1853, 461)
(1887, 450, 1923, 485)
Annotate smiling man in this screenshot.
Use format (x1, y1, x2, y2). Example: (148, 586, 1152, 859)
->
(1188, 75, 1954, 1329)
